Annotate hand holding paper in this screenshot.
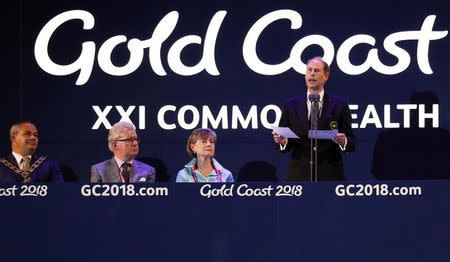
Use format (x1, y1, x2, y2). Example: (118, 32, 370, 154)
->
(308, 129, 338, 140)
(271, 126, 299, 139)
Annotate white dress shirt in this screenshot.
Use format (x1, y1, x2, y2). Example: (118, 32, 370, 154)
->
(12, 151, 32, 170)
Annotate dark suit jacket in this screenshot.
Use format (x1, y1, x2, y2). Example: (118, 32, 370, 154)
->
(278, 93, 356, 181)
(90, 158, 155, 183)
(0, 154, 64, 183)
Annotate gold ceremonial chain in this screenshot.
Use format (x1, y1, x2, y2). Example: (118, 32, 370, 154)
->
(0, 156, 47, 182)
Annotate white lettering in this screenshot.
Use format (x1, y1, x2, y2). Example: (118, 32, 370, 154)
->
(418, 104, 439, 127)
(231, 106, 258, 129)
(139, 106, 146, 129)
(158, 105, 177, 130)
(337, 35, 375, 75)
(178, 105, 200, 130)
(92, 105, 113, 129)
(383, 105, 400, 128)
(202, 106, 228, 129)
(34, 10, 96, 85)
(97, 37, 146, 76)
(167, 11, 226, 75)
(94, 104, 440, 131)
(349, 104, 359, 128)
(359, 104, 382, 128)
(243, 10, 447, 76)
(397, 104, 417, 128)
(35, 10, 448, 84)
(260, 104, 282, 128)
(243, 10, 302, 75)
(34, 10, 226, 85)
(116, 106, 135, 123)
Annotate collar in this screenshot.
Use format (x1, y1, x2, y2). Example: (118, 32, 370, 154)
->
(185, 158, 223, 175)
(12, 151, 32, 166)
(114, 156, 134, 168)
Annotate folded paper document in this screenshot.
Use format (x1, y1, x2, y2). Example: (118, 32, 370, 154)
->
(308, 129, 338, 140)
(271, 126, 299, 139)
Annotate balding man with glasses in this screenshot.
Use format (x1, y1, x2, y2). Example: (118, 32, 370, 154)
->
(91, 121, 155, 183)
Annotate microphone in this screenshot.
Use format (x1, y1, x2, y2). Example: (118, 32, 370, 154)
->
(308, 93, 321, 115)
(308, 93, 320, 102)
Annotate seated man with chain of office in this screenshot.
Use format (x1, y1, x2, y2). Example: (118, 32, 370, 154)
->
(0, 121, 63, 183)
(91, 121, 155, 183)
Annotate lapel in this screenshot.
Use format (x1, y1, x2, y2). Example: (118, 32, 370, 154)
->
(131, 161, 142, 182)
(7, 154, 19, 168)
(105, 158, 121, 182)
(31, 155, 39, 165)
(319, 93, 336, 130)
(6, 154, 39, 168)
(295, 95, 308, 123)
(292, 95, 309, 136)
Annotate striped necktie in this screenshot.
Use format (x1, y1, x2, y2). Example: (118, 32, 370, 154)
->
(121, 162, 132, 182)
(310, 102, 319, 130)
(21, 156, 31, 171)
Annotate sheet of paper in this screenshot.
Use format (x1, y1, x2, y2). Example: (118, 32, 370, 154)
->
(308, 129, 338, 140)
(271, 126, 299, 138)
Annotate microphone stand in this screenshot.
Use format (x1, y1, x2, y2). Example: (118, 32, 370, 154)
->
(310, 100, 319, 182)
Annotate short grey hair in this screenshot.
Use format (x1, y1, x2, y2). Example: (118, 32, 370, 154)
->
(307, 56, 330, 74)
(10, 121, 36, 141)
(108, 121, 136, 151)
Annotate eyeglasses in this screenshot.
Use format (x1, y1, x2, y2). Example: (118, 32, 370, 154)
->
(115, 137, 140, 144)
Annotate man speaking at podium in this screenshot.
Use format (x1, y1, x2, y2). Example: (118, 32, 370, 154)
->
(272, 57, 355, 181)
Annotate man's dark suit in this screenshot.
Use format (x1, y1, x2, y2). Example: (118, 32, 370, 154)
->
(278, 93, 356, 181)
(91, 158, 155, 183)
(0, 154, 64, 183)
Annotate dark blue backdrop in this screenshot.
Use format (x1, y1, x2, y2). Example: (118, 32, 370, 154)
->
(1, 182, 450, 261)
(1, 1, 450, 261)
(2, 0, 449, 181)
